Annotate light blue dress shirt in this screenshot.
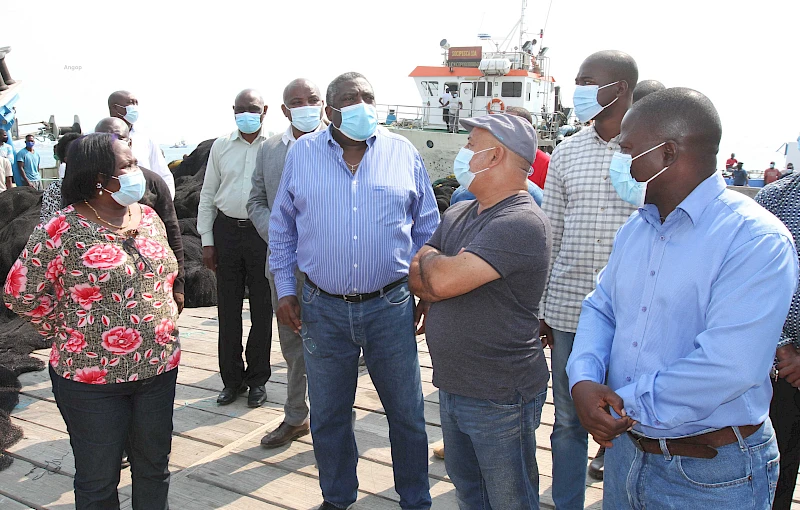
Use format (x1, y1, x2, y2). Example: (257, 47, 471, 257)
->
(269, 126, 440, 299)
(567, 173, 798, 438)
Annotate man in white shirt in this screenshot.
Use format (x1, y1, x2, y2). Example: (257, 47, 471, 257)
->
(247, 78, 325, 449)
(108, 90, 175, 198)
(198, 89, 271, 408)
(0, 155, 12, 192)
(439, 87, 453, 132)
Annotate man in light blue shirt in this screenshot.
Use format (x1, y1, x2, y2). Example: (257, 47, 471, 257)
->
(269, 72, 439, 510)
(15, 134, 41, 189)
(567, 88, 798, 509)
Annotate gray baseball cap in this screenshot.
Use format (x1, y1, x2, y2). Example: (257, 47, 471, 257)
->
(459, 113, 538, 165)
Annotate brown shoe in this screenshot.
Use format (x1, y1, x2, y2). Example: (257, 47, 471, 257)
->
(588, 446, 605, 481)
(261, 421, 310, 448)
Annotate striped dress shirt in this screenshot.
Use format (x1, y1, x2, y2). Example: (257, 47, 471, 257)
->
(269, 126, 440, 299)
(540, 125, 638, 333)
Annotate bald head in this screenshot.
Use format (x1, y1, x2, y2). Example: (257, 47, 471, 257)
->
(628, 87, 721, 151)
(581, 50, 638, 92)
(108, 90, 136, 109)
(504, 106, 533, 125)
(283, 79, 321, 105)
(235, 89, 264, 109)
(95, 117, 130, 138)
(633, 80, 666, 103)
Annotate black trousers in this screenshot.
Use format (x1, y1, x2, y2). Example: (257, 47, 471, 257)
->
(51, 367, 177, 510)
(770, 376, 800, 510)
(213, 213, 272, 389)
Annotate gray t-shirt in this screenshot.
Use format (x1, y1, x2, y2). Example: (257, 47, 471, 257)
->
(425, 193, 552, 402)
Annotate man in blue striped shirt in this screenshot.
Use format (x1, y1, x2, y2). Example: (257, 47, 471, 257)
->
(269, 72, 439, 510)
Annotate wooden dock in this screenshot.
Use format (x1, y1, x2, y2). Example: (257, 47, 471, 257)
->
(3, 303, 799, 509)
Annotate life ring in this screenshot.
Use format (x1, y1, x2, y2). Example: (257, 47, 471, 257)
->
(486, 98, 505, 113)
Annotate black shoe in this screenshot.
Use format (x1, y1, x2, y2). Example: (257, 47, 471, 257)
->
(588, 446, 605, 481)
(217, 384, 246, 405)
(247, 385, 268, 408)
(317, 502, 346, 510)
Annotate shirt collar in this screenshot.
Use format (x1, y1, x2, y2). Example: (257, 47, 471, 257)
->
(230, 128, 267, 144)
(588, 124, 620, 146)
(282, 122, 324, 147)
(324, 124, 379, 150)
(639, 172, 726, 227)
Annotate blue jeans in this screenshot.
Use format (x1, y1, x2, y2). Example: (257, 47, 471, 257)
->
(604, 421, 780, 509)
(440, 388, 547, 510)
(50, 367, 177, 510)
(300, 281, 431, 509)
(550, 328, 588, 509)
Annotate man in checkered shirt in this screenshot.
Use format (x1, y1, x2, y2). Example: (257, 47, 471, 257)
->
(539, 50, 639, 509)
(755, 174, 800, 510)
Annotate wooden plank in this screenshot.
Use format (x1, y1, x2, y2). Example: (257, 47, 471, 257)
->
(168, 475, 287, 510)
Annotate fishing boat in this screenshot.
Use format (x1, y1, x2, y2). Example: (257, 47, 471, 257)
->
(378, 1, 569, 181)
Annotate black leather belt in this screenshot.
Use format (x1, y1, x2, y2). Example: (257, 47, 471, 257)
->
(218, 211, 252, 228)
(307, 276, 408, 303)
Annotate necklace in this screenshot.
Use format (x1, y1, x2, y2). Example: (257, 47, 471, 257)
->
(346, 162, 359, 174)
(84, 200, 131, 230)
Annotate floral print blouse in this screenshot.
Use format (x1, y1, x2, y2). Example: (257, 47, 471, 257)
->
(4, 204, 181, 384)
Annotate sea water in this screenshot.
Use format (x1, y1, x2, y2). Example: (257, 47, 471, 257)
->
(11, 140, 198, 170)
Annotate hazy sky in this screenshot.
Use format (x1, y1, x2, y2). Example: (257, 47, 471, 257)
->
(4, 0, 799, 170)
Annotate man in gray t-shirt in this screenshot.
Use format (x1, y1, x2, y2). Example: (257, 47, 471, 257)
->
(410, 113, 552, 509)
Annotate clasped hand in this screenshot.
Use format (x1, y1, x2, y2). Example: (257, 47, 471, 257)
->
(571, 381, 637, 448)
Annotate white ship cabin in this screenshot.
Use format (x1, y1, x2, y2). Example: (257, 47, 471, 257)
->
(380, 51, 555, 133)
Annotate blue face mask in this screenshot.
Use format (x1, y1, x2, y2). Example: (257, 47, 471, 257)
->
(235, 112, 262, 134)
(106, 169, 146, 207)
(573, 81, 619, 123)
(331, 102, 377, 141)
(453, 146, 496, 191)
(115, 104, 139, 124)
(25, 141, 35, 149)
(609, 142, 669, 207)
(288, 105, 322, 133)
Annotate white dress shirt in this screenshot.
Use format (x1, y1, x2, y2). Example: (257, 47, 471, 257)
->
(197, 129, 267, 246)
(280, 122, 324, 148)
(130, 127, 175, 199)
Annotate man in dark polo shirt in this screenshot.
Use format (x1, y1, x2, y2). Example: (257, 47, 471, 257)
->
(410, 113, 552, 509)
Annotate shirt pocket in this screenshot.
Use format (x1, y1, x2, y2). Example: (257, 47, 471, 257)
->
(370, 186, 409, 226)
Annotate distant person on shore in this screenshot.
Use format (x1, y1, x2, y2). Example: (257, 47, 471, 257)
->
(440, 86, 453, 132)
(5, 133, 181, 509)
(198, 89, 271, 408)
(0, 128, 17, 185)
(95, 117, 185, 313)
(449, 106, 544, 207)
(0, 148, 11, 192)
(569, 87, 796, 510)
(764, 161, 781, 185)
(247, 78, 326, 449)
(733, 161, 749, 186)
(412, 113, 552, 509)
(541, 50, 640, 501)
(632, 79, 665, 103)
(15, 134, 42, 190)
(269, 72, 437, 510)
(754, 171, 800, 510)
(40, 133, 80, 223)
(726, 152, 738, 170)
(108, 90, 175, 198)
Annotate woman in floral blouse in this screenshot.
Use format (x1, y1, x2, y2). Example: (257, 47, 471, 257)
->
(4, 133, 180, 509)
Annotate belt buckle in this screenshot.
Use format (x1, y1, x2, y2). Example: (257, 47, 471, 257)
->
(237, 219, 249, 228)
(342, 294, 361, 303)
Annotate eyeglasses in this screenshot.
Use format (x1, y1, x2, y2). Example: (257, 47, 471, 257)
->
(122, 233, 155, 274)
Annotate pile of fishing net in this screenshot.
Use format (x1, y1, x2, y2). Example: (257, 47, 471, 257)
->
(0, 187, 47, 471)
(171, 139, 217, 308)
(432, 176, 459, 214)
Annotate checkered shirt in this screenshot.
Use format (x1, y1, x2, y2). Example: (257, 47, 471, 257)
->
(755, 172, 800, 349)
(539, 125, 638, 333)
